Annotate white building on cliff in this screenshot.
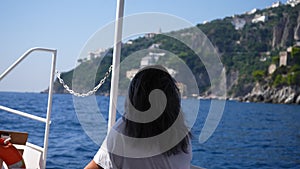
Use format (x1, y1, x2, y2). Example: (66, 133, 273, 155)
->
(287, 0, 300, 7)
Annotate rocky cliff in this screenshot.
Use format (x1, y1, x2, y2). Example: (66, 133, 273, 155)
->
(241, 83, 300, 104)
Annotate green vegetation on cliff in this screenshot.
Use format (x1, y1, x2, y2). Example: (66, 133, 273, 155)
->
(53, 3, 300, 97)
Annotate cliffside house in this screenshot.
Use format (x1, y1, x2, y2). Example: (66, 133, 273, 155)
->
(279, 51, 288, 66)
(252, 14, 268, 23)
(287, 0, 300, 7)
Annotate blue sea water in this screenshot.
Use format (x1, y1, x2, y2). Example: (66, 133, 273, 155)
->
(0, 92, 300, 169)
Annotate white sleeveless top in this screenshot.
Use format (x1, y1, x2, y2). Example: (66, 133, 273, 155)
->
(93, 119, 192, 169)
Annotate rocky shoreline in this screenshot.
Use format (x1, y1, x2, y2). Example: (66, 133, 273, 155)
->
(44, 78, 300, 105)
(239, 84, 300, 104)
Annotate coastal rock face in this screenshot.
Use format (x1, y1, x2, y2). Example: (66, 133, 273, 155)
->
(294, 11, 300, 41)
(241, 83, 300, 104)
(296, 95, 300, 104)
(272, 9, 300, 49)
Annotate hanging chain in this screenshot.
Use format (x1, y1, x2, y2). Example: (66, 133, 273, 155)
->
(56, 65, 113, 97)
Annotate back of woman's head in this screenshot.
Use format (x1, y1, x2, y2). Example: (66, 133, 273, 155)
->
(124, 65, 190, 155)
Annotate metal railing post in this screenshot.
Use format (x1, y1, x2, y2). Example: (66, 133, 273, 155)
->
(108, 0, 124, 132)
(42, 50, 57, 168)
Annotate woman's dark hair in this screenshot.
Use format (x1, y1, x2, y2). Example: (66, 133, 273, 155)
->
(123, 65, 190, 156)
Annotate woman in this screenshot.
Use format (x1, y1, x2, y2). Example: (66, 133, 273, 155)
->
(85, 65, 192, 169)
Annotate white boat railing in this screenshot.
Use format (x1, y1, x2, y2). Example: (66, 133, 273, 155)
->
(0, 47, 57, 169)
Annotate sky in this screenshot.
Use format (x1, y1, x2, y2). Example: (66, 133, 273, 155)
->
(0, 0, 286, 92)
